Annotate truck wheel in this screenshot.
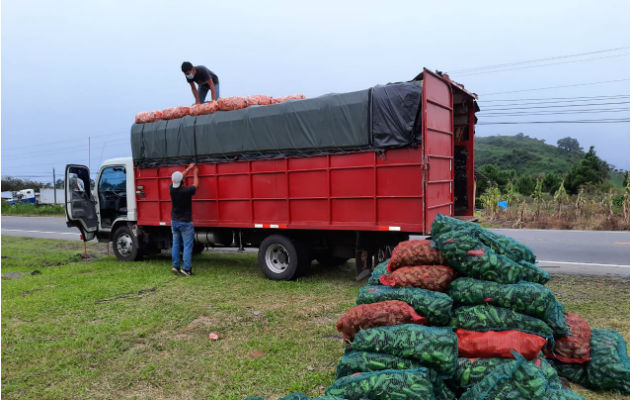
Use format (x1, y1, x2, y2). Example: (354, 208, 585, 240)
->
(112, 225, 142, 261)
(258, 234, 301, 280)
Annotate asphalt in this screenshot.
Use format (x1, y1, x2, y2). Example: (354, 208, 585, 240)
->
(2, 216, 629, 277)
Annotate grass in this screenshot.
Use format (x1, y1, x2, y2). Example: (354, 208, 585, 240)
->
(1, 202, 65, 216)
(2, 236, 629, 400)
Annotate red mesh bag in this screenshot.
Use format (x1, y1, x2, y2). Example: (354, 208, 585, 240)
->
(275, 94, 306, 103)
(336, 300, 427, 341)
(162, 106, 191, 120)
(245, 95, 277, 106)
(217, 96, 248, 111)
(456, 329, 547, 360)
(387, 240, 445, 272)
(135, 110, 163, 123)
(379, 265, 456, 291)
(544, 313, 592, 363)
(190, 101, 219, 116)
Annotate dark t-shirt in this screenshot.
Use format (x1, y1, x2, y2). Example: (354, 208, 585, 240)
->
(186, 65, 219, 87)
(170, 184, 196, 222)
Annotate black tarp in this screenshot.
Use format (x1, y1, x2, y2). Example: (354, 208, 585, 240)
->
(131, 82, 422, 167)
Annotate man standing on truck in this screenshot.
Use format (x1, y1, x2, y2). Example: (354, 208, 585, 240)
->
(170, 162, 199, 276)
(181, 61, 220, 104)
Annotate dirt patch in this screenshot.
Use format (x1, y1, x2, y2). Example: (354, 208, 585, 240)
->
(174, 316, 219, 339)
(247, 350, 265, 359)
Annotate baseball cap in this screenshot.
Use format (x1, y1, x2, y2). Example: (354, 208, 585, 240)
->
(172, 171, 183, 188)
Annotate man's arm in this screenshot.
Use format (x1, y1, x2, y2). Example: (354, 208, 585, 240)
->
(192, 166, 199, 188)
(189, 82, 200, 104)
(208, 80, 217, 101)
(183, 162, 195, 176)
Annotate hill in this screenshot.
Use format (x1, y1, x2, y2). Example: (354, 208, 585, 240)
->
(474, 133, 584, 176)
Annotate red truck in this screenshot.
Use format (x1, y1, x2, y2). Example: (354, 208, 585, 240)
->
(65, 69, 478, 280)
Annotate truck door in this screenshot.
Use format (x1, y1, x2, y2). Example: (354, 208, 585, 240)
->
(65, 164, 98, 241)
(422, 69, 454, 232)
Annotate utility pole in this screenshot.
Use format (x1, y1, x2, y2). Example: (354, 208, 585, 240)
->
(88, 136, 91, 172)
(53, 168, 57, 204)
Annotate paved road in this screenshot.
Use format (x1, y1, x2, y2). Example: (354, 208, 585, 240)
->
(3, 216, 629, 277)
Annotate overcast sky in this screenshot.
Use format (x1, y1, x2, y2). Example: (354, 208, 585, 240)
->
(2, 0, 629, 182)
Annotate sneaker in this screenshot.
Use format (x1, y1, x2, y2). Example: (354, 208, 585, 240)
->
(171, 267, 180, 275)
(179, 269, 194, 276)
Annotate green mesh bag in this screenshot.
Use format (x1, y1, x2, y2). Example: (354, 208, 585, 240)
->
(433, 227, 548, 284)
(349, 324, 458, 376)
(335, 351, 423, 378)
(584, 329, 630, 394)
(550, 360, 586, 385)
(368, 260, 388, 285)
(544, 390, 587, 400)
(356, 286, 452, 326)
(326, 368, 454, 400)
(244, 395, 347, 400)
(448, 278, 569, 336)
(459, 352, 548, 400)
(451, 354, 561, 391)
(451, 305, 553, 339)
(431, 214, 536, 264)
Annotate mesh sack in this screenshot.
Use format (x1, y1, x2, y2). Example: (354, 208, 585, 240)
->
(368, 260, 388, 285)
(162, 106, 191, 119)
(544, 390, 587, 400)
(387, 240, 445, 271)
(433, 227, 548, 284)
(135, 110, 163, 123)
(544, 313, 591, 363)
(245, 396, 346, 400)
(550, 360, 586, 385)
(218, 96, 248, 111)
(348, 324, 458, 376)
(449, 278, 568, 336)
(584, 329, 630, 394)
(459, 352, 548, 400)
(356, 286, 453, 326)
(336, 300, 427, 341)
(380, 265, 456, 292)
(456, 329, 547, 360)
(326, 368, 454, 400)
(452, 305, 553, 338)
(431, 214, 536, 264)
(452, 354, 561, 391)
(190, 101, 219, 116)
(335, 351, 423, 378)
(245, 94, 277, 106)
(275, 94, 306, 102)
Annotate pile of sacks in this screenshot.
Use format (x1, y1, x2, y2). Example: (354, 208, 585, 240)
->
(134, 94, 305, 124)
(245, 214, 630, 399)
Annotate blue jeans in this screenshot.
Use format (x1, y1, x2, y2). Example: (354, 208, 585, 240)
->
(171, 221, 194, 271)
(199, 83, 220, 103)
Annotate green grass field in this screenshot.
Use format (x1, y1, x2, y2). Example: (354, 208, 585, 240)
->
(1, 236, 629, 400)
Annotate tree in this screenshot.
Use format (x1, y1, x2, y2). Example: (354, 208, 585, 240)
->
(557, 137, 582, 153)
(476, 164, 515, 194)
(623, 171, 629, 188)
(542, 172, 563, 194)
(516, 175, 536, 195)
(564, 146, 610, 194)
(1, 177, 50, 192)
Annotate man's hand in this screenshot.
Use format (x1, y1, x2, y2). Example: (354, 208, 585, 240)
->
(183, 163, 196, 176)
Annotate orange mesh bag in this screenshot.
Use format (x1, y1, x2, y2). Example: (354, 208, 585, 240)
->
(544, 313, 592, 364)
(387, 240, 445, 272)
(456, 329, 547, 360)
(190, 101, 219, 116)
(217, 96, 248, 111)
(162, 106, 191, 120)
(275, 94, 306, 103)
(336, 300, 427, 341)
(135, 110, 163, 123)
(379, 265, 457, 291)
(245, 95, 277, 106)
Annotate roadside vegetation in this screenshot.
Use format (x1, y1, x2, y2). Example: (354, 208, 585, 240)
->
(1, 202, 65, 216)
(2, 236, 628, 400)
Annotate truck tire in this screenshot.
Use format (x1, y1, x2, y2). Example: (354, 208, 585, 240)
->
(112, 225, 142, 261)
(258, 234, 301, 280)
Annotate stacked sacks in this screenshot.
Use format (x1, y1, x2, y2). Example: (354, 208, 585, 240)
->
(551, 329, 630, 395)
(544, 312, 591, 363)
(134, 94, 306, 124)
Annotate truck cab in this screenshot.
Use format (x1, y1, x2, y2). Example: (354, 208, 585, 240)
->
(65, 158, 139, 259)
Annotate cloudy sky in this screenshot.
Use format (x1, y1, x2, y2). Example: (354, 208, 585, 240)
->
(2, 0, 629, 182)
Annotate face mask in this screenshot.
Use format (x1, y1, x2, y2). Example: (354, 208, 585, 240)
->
(186, 73, 194, 79)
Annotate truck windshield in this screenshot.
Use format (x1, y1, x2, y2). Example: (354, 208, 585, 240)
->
(98, 166, 127, 229)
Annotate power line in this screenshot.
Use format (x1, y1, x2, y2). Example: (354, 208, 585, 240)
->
(479, 94, 630, 104)
(479, 100, 630, 112)
(449, 47, 629, 74)
(480, 108, 629, 117)
(479, 78, 630, 96)
(477, 118, 630, 125)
